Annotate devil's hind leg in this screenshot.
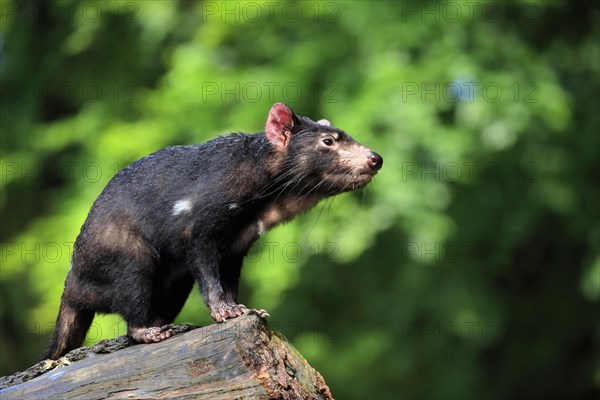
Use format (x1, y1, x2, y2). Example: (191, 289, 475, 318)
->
(149, 261, 195, 327)
(96, 245, 174, 344)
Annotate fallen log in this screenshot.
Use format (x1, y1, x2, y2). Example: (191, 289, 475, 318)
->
(0, 314, 333, 399)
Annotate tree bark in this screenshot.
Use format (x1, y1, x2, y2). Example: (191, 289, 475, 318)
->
(0, 315, 333, 399)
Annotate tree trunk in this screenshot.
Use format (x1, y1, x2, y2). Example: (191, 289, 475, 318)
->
(0, 315, 333, 399)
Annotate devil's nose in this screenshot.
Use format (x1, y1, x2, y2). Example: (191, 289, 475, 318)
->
(368, 151, 383, 171)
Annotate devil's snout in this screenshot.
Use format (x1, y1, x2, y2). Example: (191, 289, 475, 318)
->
(367, 151, 383, 171)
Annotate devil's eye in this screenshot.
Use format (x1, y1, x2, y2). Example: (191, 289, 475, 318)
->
(322, 138, 334, 146)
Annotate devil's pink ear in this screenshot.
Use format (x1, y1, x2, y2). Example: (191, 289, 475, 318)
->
(317, 119, 331, 127)
(266, 103, 295, 149)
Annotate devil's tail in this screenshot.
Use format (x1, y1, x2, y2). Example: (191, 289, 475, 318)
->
(42, 301, 94, 360)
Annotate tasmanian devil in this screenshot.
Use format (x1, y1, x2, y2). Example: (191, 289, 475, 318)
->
(43, 102, 383, 360)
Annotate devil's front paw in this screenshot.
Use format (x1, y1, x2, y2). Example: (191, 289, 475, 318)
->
(210, 302, 248, 323)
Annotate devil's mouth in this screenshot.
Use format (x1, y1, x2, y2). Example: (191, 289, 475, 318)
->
(326, 171, 376, 191)
(349, 173, 373, 185)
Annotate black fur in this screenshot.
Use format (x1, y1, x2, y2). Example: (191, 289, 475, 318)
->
(43, 103, 382, 360)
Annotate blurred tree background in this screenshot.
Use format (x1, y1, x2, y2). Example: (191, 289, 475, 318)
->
(1, 0, 598, 398)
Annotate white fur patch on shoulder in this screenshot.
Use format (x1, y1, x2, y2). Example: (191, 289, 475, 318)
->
(257, 220, 265, 236)
(228, 203, 240, 210)
(172, 199, 193, 215)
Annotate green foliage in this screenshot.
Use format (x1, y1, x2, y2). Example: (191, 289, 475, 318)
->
(1, 1, 598, 398)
